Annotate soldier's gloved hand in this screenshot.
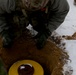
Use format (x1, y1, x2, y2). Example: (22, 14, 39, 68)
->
(35, 29, 51, 49)
(36, 33, 47, 49)
(1, 30, 14, 48)
(2, 34, 13, 48)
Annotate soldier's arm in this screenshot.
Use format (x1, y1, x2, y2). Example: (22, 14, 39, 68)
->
(47, 0, 69, 33)
(0, 0, 15, 34)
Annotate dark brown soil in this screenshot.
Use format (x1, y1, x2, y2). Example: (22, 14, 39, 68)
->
(62, 32, 76, 40)
(0, 32, 68, 75)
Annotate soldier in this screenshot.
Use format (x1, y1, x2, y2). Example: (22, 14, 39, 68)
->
(0, 0, 69, 49)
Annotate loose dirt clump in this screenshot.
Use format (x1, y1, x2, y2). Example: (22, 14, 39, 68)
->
(62, 32, 76, 40)
(0, 32, 69, 75)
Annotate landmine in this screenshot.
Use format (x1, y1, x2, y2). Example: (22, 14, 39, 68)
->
(0, 31, 68, 75)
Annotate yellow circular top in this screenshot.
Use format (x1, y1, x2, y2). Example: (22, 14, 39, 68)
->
(8, 60, 44, 75)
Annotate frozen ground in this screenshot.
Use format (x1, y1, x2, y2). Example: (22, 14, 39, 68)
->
(55, 0, 76, 75)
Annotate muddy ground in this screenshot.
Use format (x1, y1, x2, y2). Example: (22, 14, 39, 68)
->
(0, 31, 69, 75)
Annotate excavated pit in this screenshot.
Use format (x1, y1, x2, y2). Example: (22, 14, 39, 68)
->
(0, 32, 68, 75)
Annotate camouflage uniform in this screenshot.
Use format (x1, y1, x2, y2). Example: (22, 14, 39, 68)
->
(0, 58, 7, 75)
(0, 0, 69, 49)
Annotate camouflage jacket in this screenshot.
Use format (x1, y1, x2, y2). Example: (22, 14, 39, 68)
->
(0, 0, 69, 33)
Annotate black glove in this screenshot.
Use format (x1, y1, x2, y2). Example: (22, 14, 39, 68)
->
(1, 30, 14, 48)
(36, 33, 47, 49)
(35, 29, 51, 49)
(34, 29, 51, 49)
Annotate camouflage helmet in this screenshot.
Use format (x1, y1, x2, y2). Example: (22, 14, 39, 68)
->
(21, 0, 49, 11)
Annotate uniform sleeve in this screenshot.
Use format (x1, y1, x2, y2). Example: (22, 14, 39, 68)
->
(48, 0, 69, 32)
(0, 0, 15, 33)
(0, 58, 7, 75)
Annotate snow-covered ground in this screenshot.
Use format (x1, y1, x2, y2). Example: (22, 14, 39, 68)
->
(55, 0, 76, 75)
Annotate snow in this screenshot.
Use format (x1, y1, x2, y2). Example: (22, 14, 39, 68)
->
(55, 0, 76, 75)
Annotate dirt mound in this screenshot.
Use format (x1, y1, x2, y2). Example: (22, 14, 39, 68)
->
(62, 32, 76, 40)
(0, 33, 68, 75)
